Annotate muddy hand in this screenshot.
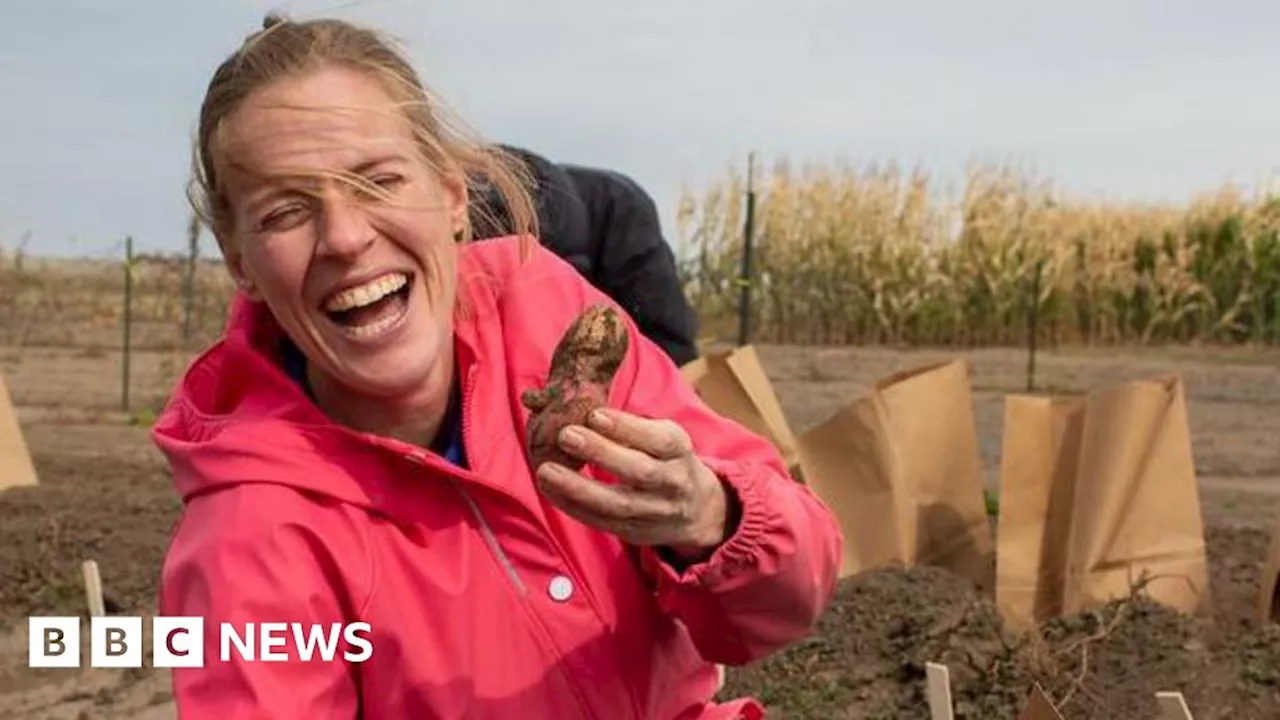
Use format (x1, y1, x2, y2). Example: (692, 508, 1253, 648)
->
(535, 407, 732, 563)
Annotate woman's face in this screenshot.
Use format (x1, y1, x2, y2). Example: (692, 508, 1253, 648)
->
(214, 64, 467, 401)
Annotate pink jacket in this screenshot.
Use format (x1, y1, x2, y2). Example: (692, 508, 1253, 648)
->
(152, 236, 843, 719)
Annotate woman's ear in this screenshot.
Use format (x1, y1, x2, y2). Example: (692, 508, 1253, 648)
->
(233, 273, 262, 301)
(442, 170, 469, 236)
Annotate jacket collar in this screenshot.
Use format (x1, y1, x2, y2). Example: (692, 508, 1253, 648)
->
(149, 237, 546, 525)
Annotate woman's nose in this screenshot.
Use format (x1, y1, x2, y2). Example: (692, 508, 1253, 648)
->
(316, 194, 376, 258)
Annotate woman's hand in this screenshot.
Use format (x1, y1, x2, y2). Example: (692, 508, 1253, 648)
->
(533, 407, 735, 562)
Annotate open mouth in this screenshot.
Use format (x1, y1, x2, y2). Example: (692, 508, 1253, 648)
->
(322, 271, 413, 339)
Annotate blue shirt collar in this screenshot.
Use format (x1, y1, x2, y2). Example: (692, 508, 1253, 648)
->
(278, 339, 467, 467)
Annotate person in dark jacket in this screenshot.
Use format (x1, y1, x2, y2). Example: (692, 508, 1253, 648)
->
(469, 145, 700, 367)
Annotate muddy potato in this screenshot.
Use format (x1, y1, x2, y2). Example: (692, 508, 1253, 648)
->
(522, 304, 630, 471)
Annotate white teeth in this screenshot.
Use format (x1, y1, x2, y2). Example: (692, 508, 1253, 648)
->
(324, 273, 408, 313)
(343, 311, 403, 339)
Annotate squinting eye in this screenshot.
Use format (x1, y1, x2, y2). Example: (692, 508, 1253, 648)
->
(370, 174, 404, 190)
(259, 204, 308, 232)
(352, 174, 404, 203)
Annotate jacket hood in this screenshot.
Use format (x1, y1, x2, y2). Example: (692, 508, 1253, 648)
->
(149, 238, 519, 509)
(150, 291, 371, 507)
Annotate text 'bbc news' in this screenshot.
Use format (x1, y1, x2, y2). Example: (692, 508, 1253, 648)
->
(28, 617, 373, 668)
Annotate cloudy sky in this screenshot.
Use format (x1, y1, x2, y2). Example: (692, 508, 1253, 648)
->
(3, 0, 1278, 260)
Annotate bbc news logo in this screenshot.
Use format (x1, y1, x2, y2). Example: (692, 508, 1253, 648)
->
(29, 616, 373, 668)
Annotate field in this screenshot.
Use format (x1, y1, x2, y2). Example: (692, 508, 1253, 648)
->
(4, 160, 1280, 717)
(2, 334, 1280, 718)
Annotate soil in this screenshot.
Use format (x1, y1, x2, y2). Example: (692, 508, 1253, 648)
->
(2, 343, 1280, 718)
(0, 453, 179, 631)
(719, 529, 1280, 719)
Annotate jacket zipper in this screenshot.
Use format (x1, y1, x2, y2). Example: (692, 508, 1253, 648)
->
(449, 477, 525, 596)
(454, 360, 600, 720)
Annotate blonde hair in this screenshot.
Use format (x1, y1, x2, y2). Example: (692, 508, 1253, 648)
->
(189, 13, 539, 249)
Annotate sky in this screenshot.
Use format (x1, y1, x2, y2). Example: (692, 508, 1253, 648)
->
(3, 0, 1280, 261)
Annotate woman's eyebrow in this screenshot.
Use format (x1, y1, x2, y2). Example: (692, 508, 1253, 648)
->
(241, 154, 409, 200)
(349, 155, 408, 174)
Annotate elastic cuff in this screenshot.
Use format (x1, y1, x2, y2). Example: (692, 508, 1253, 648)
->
(647, 456, 772, 590)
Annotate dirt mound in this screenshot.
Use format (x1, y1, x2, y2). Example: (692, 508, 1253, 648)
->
(721, 530, 1280, 719)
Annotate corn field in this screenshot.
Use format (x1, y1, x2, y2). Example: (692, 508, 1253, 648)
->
(676, 158, 1280, 347)
(7, 158, 1280, 354)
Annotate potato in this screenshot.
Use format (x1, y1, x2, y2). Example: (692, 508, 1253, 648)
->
(521, 303, 630, 471)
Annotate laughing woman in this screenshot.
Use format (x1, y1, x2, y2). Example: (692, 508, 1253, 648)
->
(152, 14, 843, 719)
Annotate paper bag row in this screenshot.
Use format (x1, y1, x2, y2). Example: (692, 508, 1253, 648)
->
(681, 347, 1211, 630)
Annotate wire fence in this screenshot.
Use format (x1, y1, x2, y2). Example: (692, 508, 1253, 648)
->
(0, 225, 1120, 413)
(10, 156, 1280, 413)
(0, 227, 234, 412)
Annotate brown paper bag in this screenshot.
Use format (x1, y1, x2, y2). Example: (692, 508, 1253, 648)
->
(997, 375, 1210, 627)
(680, 346, 799, 470)
(0, 373, 38, 491)
(795, 359, 994, 589)
(1063, 375, 1209, 616)
(996, 395, 1086, 629)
